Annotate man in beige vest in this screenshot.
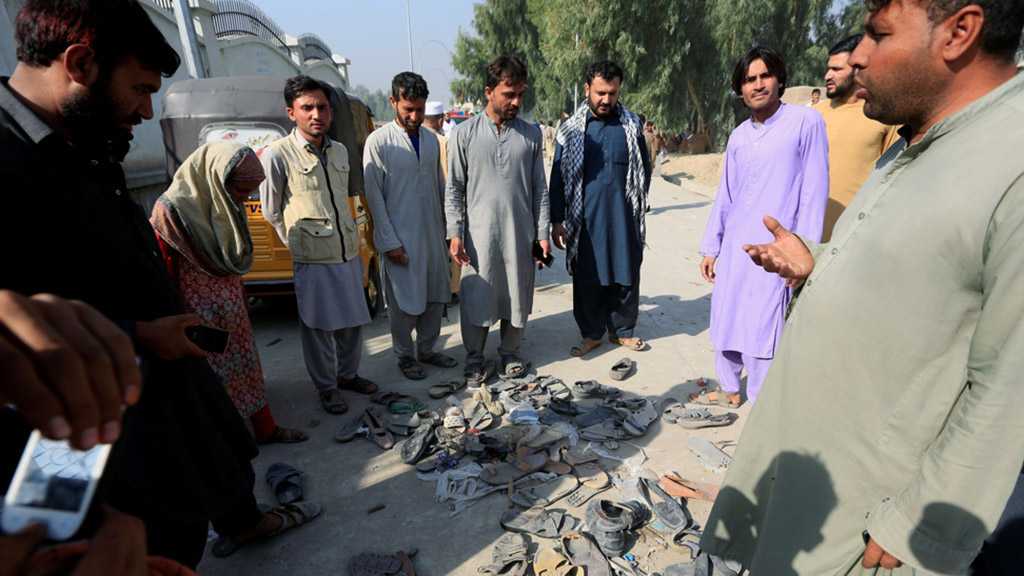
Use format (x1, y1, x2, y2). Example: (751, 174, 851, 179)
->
(260, 76, 377, 415)
(815, 34, 900, 241)
(423, 100, 461, 302)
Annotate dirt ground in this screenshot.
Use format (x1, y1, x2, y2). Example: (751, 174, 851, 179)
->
(659, 153, 723, 195)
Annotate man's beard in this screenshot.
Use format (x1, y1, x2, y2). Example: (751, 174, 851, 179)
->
(588, 99, 614, 119)
(60, 76, 135, 159)
(827, 75, 855, 100)
(397, 116, 421, 131)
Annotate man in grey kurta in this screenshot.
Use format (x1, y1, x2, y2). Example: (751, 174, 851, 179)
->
(363, 72, 455, 380)
(700, 3, 1024, 574)
(260, 76, 376, 415)
(446, 55, 550, 382)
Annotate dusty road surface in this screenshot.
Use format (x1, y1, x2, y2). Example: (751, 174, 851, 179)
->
(199, 164, 753, 576)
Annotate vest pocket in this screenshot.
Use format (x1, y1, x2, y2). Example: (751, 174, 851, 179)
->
(288, 218, 338, 262)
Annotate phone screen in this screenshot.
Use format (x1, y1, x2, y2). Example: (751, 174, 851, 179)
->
(9, 439, 104, 512)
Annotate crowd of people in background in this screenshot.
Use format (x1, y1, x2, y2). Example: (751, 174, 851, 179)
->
(1, 0, 1023, 574)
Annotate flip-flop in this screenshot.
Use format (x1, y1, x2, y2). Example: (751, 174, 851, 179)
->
(473, 386, 506, 417)
(664, 404, 737, 429)
(608, 336, 647, 351)
(400, 416, 439, 464)
(211, 502, 322, 558)
(429, 380, 466, 399)
(398, 357, 427, 380)
(565, 462, 611, 507)
(687, 388, 741, 408)
(500, 507, 579, 538)
(420, 352, 458, 368)
(609, 358, 635, 381)
(363, 406, 395, 450)
(265, 463, 304, 505)
(569, 338, 602, 358)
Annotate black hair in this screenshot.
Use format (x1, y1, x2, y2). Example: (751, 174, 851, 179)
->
(865, 0, 1024, 59)
(829, 34, 864, 56)
(811, 88, 821, 94)
(284, 75, 331, 107)
(585, 60, 624, 85)
(731, 46, 788, 97)
(16, 0, 179, 77)
(391, 71, 429, 101)
(485, 55, 528, 90)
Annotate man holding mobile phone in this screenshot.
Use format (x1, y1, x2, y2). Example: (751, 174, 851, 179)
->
(549, 61, 652, 359)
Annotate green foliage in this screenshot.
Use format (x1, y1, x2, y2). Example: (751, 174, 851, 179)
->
(349, 85, 391, 120)
(450, 0, 868, 148)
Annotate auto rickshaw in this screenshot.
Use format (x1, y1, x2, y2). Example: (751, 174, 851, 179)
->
(159, 76, 382, 316)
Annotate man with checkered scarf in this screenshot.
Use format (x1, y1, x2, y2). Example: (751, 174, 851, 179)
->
(550, 60, 652, 358)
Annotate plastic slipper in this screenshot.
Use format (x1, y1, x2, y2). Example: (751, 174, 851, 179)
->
(467, 402, 495, 432)
(212, 501, 322, 558)
(478, 532, 529, 576)
(609, 358, 635, 381)
(687, 437, 733, 472)
(398, 356, 426, 380)
(371, 391, 427, 415)
(664, 404, 737, 429)
(429, 380, 466, 399)
(400, 416, 438, 464)
(608, 336, 647, 351)
(570, 380, 621, 400)
(687, 387, 741, 408)
(420, 352, 458, 368)
(560, 532, 612, 576)
(510, 474, 580, 508)
(500, 507, 579, 538)
(473, 386, 506, 417)
(533, 546, 583, 576)
(569, 338, 602, 358)
(659, 474, 719, 502)
(335, 414, 368, 443)
(363, 406, 395, 450)
(265, 463, 304, 505)
(565, 462, 611, 507)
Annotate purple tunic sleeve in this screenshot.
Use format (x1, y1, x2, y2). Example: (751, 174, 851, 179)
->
(791, 114, 829, 243)
(700, 133, 738, 256)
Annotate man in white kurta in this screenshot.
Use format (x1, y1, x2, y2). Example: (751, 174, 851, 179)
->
(364, 73, 454, 380)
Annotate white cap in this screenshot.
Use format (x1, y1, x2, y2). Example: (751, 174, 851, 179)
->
(425, 101, 445, 116)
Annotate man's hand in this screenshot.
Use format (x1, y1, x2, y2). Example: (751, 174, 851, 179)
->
(0, 292, 141, 449)
(742, 215, 815, 288)
(536, 239, 552, 264)
(449, 237, 470, 266)
(135, 314, 207, 361)
(385, 247, 410, 266)
(862, 537, 902, 570)
(551, 223, 567, 250)
(0, 524, 45, 576)
(700, 255, 717, 283)
(72, 508, 148, 576)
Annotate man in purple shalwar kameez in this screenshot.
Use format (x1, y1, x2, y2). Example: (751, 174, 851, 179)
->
(696, 46, 828, 406)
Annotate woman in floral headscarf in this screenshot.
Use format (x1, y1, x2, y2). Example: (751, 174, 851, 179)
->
(151, 142, 306, 444)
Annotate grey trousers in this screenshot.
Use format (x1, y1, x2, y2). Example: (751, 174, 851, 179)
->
(385, 287, 444, 360)
(461, 319, 523, 367)
(299, 320, 363, 392)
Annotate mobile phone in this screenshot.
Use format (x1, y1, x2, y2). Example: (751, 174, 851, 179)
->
(533, 240, 554, 268)
(2, 431, 112, 540)
(185, 325, 230, 354)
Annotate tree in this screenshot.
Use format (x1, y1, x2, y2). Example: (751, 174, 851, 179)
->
(349, 85, 391, 120)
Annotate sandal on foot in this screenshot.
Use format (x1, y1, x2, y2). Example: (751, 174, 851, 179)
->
(501, 357, 529, 379)
(212, 502, 322, 558)
(565, 462, 611, 507)
(338, 374, 379, 395)
(398, 357, 426, 380)
(362, 406, 395, 450)
(265, 463, 304, 505)
(608, 336, 647, 351)
(569, 338, 602, 358)
(500, 507, 579, 539)
(687, 388, 740, 408)
(609, 358, 635, 381)
(318, 388, 348, 415)
(259, 426, 309, 445)
(420, 352, 458, 368)
(428, 380, 466, 399)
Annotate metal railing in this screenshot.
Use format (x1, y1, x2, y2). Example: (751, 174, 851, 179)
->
(297, 33, 333, 62)
(211, 0, 289, 53)
(149, 0, 175, 10)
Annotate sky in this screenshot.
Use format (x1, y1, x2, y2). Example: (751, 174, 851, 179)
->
(256, 0, 478, 104)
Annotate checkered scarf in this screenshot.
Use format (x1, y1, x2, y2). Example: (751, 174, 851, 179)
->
(556, 102, 647, 273)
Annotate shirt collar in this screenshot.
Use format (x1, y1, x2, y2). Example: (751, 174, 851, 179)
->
(290, 128, 330, 154)
(0, 77, 56, 144)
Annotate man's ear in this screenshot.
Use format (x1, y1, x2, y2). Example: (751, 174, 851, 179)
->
(940, 5, 985, 63)
(286, 106, 296, 123)
(63, 44, 98, 86)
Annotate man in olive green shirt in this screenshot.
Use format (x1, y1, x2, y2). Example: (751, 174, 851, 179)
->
(700, 1, 1024, 574)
